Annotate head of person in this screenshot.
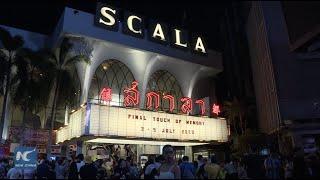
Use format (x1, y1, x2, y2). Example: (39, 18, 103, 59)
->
(203, 158, 208, 164)
(84, 156, 92, 164)
(197, 155, 203, 162)
(182, 156, 189, 162)
(162, 145, 175, 163)
(57, 157, 63, 165)
(210, 155, 217, 164)
(156, 155, 165, 164)
(77, 154, 84, 162)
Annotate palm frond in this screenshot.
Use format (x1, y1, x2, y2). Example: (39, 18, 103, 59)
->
(38, 48, 58, 66)
(56, 69, 79, 108)
(0, 27, 14, 50)
(64, 54, 91, 67)
(59, 37, 73, 66)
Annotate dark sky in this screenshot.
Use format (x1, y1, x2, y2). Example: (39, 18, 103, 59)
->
(0, 0, 229, 51)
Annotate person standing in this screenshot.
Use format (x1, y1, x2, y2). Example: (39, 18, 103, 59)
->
(36, 159, 50, 180)
(284, 157, 293, 179)
(225, 158, 238, 179)
(158, 145, 181, 179)
(76, 154, 85, 173)
(264, 153, 281, 179)
(179, 156, 195, 179)
(68, 155, 79, 179)
(79, 156, 97, 179)
(55, 157, 67, 179)
(292, 147, 306, 179)
(6, 166, 22, 179)
(237, 161, 248, 179)
(204, 155, 221, 179)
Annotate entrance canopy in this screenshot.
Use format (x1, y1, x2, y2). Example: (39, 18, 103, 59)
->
(56, 104, 229, 144)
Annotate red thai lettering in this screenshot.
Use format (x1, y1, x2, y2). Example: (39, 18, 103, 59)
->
(163, 94, 175, 112)
(195, 99, 205, 116)
(124, 81, 140, 107)
(146, 91, 160, 110)
(181, 97, 192, 114)
(100, 87, 112, 103)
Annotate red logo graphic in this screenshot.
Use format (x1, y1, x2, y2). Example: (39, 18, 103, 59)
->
(212, 103, 220, 115)
(100, 88, 112, 103)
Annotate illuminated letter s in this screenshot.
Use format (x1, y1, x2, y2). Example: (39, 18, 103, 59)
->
(99, 7, 116, 26)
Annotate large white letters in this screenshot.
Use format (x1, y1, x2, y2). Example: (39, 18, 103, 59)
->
(194, 37, 206, 53)
(99, 7, 116, 26)
(127, 15, 142, 34)
(152, 24, 166, 41)
(174, 29, 187, 48)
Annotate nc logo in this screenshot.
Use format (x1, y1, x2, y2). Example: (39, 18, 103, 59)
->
(16, 149, 36, 162)
(14, 146, 37, 168)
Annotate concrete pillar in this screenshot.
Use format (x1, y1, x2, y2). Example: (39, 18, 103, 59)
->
(185, 146, 193, 162)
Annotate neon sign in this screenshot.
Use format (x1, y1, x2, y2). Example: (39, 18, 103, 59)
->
(212, 104, 220, 115)
(124, 81, 139, 107)
(146, 91, 160, 110)
(181, 97, 193, 114)
(100, 88, 112, 103)
(163, 94, 175, 112)
(195, 99, 205, 116)
(99, 81, 221, 117)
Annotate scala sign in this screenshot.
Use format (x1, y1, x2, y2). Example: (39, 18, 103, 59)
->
(94, 3, 208, 55)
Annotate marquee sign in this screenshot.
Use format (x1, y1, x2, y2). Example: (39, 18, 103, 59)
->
(56, 104, 228, 143)
(100, 81, 221, 116)
(94, 3, 208, 55)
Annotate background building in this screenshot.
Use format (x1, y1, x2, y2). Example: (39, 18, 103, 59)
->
(245, 1, 320, 154)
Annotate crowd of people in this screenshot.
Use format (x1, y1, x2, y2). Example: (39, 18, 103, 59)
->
(0, 145, 320, 179)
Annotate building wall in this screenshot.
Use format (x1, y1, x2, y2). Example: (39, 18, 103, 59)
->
(75, 38, 220, 110)
(245, 1, 281, 133)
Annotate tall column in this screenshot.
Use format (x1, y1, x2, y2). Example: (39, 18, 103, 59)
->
(185, 146, 192, 162)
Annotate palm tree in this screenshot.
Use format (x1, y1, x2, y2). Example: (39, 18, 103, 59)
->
(0, 27, 25, 140)
(40, 36, 91, 156)
(11, 49, 54, 132)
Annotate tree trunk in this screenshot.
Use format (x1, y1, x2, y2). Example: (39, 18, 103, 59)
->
(239, 115, 244, 135)
(232, 118, 238, 136)
(47, 75, 61, 157)
(0, 52, 12, 140)
(20, 106, 28, 145)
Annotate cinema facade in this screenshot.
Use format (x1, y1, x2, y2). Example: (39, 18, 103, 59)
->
(3, 4, 229, 162)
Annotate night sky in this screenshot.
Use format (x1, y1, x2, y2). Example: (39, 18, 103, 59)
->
(0, 0, 230, 51)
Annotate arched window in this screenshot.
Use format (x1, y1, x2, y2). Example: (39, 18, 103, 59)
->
(146, 70, 183, 113)
(88, 60, 135, 106)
